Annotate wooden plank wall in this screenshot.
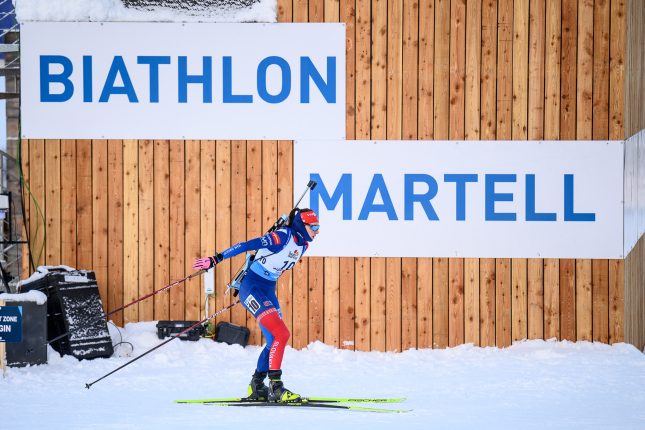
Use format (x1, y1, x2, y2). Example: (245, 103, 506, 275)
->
(20, 0, 629, 351)
(624, 0, 645, 353)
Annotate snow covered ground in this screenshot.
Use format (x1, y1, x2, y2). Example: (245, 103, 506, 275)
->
(2, 321, 645, 429)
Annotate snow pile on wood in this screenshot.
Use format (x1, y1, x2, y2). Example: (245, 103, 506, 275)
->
(0, 290, 47, 304)
(15, 0, 277, 23)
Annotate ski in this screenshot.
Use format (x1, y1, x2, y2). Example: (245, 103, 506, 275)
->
(203, 402, 411, 413)
(175, 397, 406, 404)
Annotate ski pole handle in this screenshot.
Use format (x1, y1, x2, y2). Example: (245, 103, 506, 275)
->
(294, 180, 317, 209)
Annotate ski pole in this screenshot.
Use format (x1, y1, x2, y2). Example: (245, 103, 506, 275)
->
(27, 269, 207, 354)
(85, 300, 240, 389)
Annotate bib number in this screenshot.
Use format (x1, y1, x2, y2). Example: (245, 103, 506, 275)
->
(278, 261, 296, 272)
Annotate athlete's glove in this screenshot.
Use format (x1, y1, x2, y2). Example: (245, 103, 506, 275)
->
(193, 253, 224, 270)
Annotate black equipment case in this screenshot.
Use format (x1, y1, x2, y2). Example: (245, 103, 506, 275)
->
(215, 322, 250, 347)
(20, 269, 114, 360)
(156, 321, 204, 341)
(5, 300, 48, 367)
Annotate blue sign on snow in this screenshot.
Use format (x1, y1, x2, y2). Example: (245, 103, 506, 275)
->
(0, 305, 22, 343)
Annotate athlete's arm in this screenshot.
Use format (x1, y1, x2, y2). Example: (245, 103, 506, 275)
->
(193, 231, 288, 270)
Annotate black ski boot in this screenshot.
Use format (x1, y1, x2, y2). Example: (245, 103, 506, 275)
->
(247, 370, 269, 400)
(267, 369, 301, 402)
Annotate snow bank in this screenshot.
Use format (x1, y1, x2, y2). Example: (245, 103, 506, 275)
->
(14, 0, 277, 23)
(0, 289, 47, 304)
(1, 320, 645, 429)
(16, 265, 77, 287)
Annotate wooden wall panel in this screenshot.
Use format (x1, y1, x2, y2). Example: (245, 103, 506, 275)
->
(402, 257, 417, 350)
(577, 0, 594, 140)
(60, 140, 76, 269)
(45, 140, 61, 267)
(278, 0, 292, 22)
(417, 257, 432, 349)
(561, 0, 577, 140)
(512, 0, 529, 141)
(528, 258, 544, 340)
(386, 257, 402, 352)
(464, 258, 479, 346)
(497, 0, 513, 140)
(609, 0, 625, 140)
(560, 259, 576, 340)
(465, 0, 481, 141)
(169, 140, 185, 321)
(449, 0, 466, 140)
(92, 140, 108, 313)
(309, 256, 324, 342)
(277, 141, 294, 343)
(609, 259, 624, 344)
(230, 141, 247, 326)
(355, 0, 371, 140)
(340, 256, 356, 350)
(480, 258, 496, 346)
(201, 140, 216, 322)
(292, 256, 309, 350)
(512, 258, 527, 343)
(184, 141, 201, 321)
(355, 256, 370, 351)
(387, 0, 402, 140)
(343, 0, 356, 140)
(76, 140, 92, 272)
(592, 0, 610, 140)
(215, 141, 231, 324)
(403, 0, 419, 140)
(480, 0, 497, 140)
(448, 258, 464, 347)
(433, 257, 449, 348)
(371, 0, 387, 139)
(496, 258, 511, 348)
(138, 140, 154, 322)
(544, 0, 561, 140)
(576, 259, 592, 341)
(434, 0, 450, 140)
(29, 140, 43, 269)
(324, 256, 340, 348)
(418, 0, 434, 139)
(544, 258, 560, 339)
(20, 141, 30, 277)
(246, 141, 262, 344)
(370, 257, 386, 351)
(123, 140, 139, 323)
(154, 140, 170, 321)
(528, 0, 545, 140)
(107, 141, 123, 326)
(592, 259, 609, 343)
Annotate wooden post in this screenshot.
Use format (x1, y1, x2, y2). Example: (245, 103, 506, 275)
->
(0, 299, 5, 376)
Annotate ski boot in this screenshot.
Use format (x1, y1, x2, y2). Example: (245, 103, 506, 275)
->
(247, 370, 269, 401)
(267, 369, 301, 403)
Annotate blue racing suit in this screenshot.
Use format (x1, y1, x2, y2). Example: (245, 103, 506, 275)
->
(219, 227, 308, 371)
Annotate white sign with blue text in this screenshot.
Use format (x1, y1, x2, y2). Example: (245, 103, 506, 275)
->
(295, 140, 624, 259)
(21, 22, 345, 140)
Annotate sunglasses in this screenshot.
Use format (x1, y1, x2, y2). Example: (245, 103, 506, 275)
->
(305, 223, 320, 231)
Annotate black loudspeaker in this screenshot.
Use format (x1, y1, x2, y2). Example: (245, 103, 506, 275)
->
(20, 269, 114, 360)
(5, 300, 47, 367)
(214, 322, 250, 347)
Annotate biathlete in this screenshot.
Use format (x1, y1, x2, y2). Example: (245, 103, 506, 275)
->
(193, 208, 320, 402)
